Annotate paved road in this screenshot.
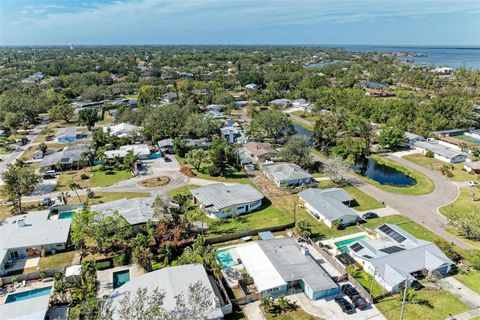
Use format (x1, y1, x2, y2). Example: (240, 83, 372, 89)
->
(439, 277, 480, 309)
(311, 152, 471, 249)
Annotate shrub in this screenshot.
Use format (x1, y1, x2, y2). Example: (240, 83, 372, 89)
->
(180, 166, 195, 177)
(113, 254, 127, 267)
(425, 150, 434, 158)
(95, 260, 111, 270)
(80, 173, 89, 180)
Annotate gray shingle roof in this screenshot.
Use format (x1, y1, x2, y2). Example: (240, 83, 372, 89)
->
(108, 264, 223, 320)
(259, 238, 338, 293)
(39, 144, 90, 168)
(90, 197, 157, 225)
(191, 183, 263, 212)
(264, 163, 313, 182)
(299, 188, 357, 222)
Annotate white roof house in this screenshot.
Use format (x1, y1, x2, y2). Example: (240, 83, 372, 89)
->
(245, 83, 258, 90)
(0, 211, 72, 276)
(299, 188, 358, 228)
(263, 163, 313, 187)
(191, 183, 264, 219)
(107, 264, 224, 320)
(90, 197, 157, 225)
(413, 140, 466, 163)
(104, 144, 150, 159)
(39, 144, 90, 170)
(347, 224, 454, 292)
(0, 288, 52, 320)
(234, 238, 339, 300)
(103, 123, 140, 138)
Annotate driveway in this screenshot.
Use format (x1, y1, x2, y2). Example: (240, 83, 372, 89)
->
(439, 277, 480, 309)
(242, 301, 266, 320)
(310, 152, 471, 249)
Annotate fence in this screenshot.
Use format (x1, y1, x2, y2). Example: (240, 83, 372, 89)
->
(347, 274, 374, 303)
(205, 222, 295, 244)
(1, 267, 65, 285)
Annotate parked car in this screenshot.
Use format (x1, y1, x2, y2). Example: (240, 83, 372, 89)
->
(361, 212, 379, 220)
(341, 284, 360, 298)
(334, 297, 356, 314)
(43, 170, 56, 179)
(352, 296, 369, 310)
(42, 198, 54, 207)
(164, 156, 172, 162)
(467, 181, 479, 187)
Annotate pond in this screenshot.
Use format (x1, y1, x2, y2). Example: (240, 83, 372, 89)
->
(292, 123, 314, 146)
(352, 157, 416, 187)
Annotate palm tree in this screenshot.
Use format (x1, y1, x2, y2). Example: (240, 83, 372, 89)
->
(295, 219, 312, 239)
(69, 182, 83, 203)
(158, 242, 174, 266)
(260, 297, 274, 312)
(277, 296, 290, 310)
(57, 191, 71, 205)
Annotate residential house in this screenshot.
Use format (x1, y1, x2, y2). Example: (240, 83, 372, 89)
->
(464, 161, 480, 173)
(465, 129, 480, 140)
(191, 183, 264, 219)
(90, 198, 157, 226)
(104, 144, 151, 160)
(0, 211, 72, 276)
(39, 144, 90, 170)
(357, 80, 389, 90)
(107, 264, 226, 320)
(299, 188, 358, 228)
(404, 131, 425, 146)
(243, 142, 278, 163)
(220, 126, 245, 143)
(0, 287, 52, 319)
(56, 127, 83, 143)
(291, 98, 311, 111)
(347, 224, 454, 292)
(432, 67, 454, 75)
(32, 148, 55, 160)
(269, 99, 291, 108)
(206, 104, 225, 111)
(234, 100, 258, 109)
(235, 238, 339, 300)
(103, 123, 140, 138)
(413, 140, 467, 163)
(245, 83, 258, 91)
(205, 110, 226, 120)
(263, 163, 313, 187)
(158, 138, 175, 154)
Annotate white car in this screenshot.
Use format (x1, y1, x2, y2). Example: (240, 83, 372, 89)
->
(467, 181, 479, 187)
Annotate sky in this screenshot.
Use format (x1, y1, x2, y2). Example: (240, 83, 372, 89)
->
(1, 0, 480, 46)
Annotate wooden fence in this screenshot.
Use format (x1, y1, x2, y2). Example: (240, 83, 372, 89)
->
(205, 222, 295, 244)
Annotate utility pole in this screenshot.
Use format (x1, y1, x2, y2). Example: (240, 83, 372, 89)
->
(399, 273, 409, 320)
(369, 267, 377, 296)
(293, 200, 297, 225)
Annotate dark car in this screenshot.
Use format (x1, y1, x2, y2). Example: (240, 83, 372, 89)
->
(164, 156, 172, 162)
(42, 198, 54, 207)
(352, 296, 369, 310)
(361, 212, 379, 220)
(43, 172, 56, 179)
(334, 297, 356, 314)
(341, 284, 360, 298)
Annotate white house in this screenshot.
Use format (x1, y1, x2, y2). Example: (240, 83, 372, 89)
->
(465, 129, 480, 140)
(413, 140, 467, 163)
(347, 224, 454, 292)
(104, 144, 151, 160)
(0, 211, 72, 276)
(245, 83, 258, 91)
(103, 123, 140, 138)
(298, 188, 358, 228)
(263, 163, 313, 187)
(191, 183, 263, 219)
(404, 131, 425, 146)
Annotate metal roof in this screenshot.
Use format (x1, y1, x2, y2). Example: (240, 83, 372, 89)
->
(299, 188, 358, 222)
(413, 140, 466, 159)
(191, 183, 263, 212)
(103, 123, 139, 137)
(104, 144, 150, 159)
(39, 144, 90, 168)
(90, 197, 157, 225)
(0, 290, 51, 320)
(244, 142, 277, 157)
(108, 264, 223, 320)
(259, 238, 338, 293)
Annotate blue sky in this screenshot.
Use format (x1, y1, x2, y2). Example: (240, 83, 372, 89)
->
(1, 0, 479, 46)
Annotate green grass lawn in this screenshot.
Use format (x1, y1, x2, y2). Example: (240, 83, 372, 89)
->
(38, 251, 75, 270)
(344, 186, 384, 211)
(291, 110, 317, 123)
(354, 155, 435, 195)
(454, 272, 480, 295)
(263, 308, 320, 320)
(375, 289, 469, 320)
(403, 154, 476, 182)
(354, 269, 386, 297)
(167, 184, 200, 197)
(205, 198, 293, 237)
(288, 117, 314, 131)
(57, 166, 133, 191)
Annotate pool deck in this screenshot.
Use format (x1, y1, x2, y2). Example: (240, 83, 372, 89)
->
(4, 256, 40, 273)
(96, 264, 143, 298)
(0, 280, 52, 304)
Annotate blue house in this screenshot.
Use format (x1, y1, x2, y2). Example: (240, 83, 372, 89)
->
(56, 127, 80, 143)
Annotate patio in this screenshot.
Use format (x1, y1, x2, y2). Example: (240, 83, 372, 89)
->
(5, 256, 40, 273)
(96, 264, 143, 298)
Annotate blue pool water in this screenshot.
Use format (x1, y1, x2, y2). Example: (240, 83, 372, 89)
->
(5, 286, 52, 303)
(216, 249, 235, 268)
(113, 270, 130, 289)
(58, 211, 74, 219)
(335, 236, 369, 253)
(149, 153, 163, 159)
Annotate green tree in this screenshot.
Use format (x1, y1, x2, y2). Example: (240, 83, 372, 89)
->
(3, 112, 26, 132)
(1, 161, 40, 214)
(279, 135, 313, 169)
(295, 219, 312, 238)
(69, 182, 83, 203)
(249, 110, 293, 142)
(122, 150, 138, 173)
(57, 191, 71, 205)
(185, 149, 209, 171)
(138, 85, 158, 107)
(78, 108, 98, 130)
(49, 104, 75, 123)
(38, 142, 48, 156)
(206, 137, 239, 177)
(157, 241, 173, 266)
(379, 127, 407, 150)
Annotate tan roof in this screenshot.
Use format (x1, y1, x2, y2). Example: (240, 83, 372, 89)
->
(244, 142, 278, 157)
(465, 161, 480, 170)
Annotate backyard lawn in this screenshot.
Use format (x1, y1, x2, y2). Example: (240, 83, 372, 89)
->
(205, 198, 293, 237)
(403, 153, 476, 182)
(57, 166, 133, 191)
(354, 269, 386, 297)
(344, 186, 384, 211)
(354, 155, 435, 195)
(38, 251, 75, 270)
(263, 308, 320, 320)
(375, 289, 469, 320)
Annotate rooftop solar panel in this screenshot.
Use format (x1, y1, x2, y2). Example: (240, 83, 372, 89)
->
(378, 225, 407, 243)
(350, 243, 364, 252)
(379, 246, 405, 254)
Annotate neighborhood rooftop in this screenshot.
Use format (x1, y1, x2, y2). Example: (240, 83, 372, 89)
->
(413, 140, 465, 159)
(39, 144, 90, 168)
(191, 183, 263, 212)
(299, 188, 357, 222)
(0, 291, 51, 320)
(263, 163, 312, 181)
(90, 197, 156, 225)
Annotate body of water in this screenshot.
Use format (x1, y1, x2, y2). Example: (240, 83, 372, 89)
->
(352, 157, 416, 187)
(292, 123, 314, 146)
(5, 287, 52, 303)
(342, 45, 480, 69)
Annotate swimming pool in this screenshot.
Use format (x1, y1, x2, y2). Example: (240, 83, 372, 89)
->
(335, 235, 369, 253)
(58, 211, 74, 219)
(149, 153, 163, 159)
(216, 249, 235, 268)
(113, 269, 130, 289)
(5, 286, 52, 303)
